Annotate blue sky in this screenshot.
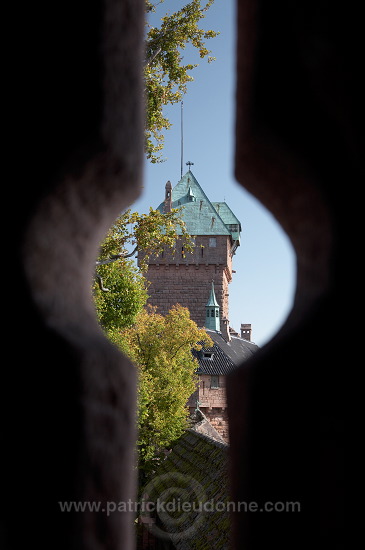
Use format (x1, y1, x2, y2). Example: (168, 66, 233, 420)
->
(131, 0, 296, 347)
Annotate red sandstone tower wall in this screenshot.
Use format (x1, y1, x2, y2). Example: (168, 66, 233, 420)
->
(142, 235, 232, 328)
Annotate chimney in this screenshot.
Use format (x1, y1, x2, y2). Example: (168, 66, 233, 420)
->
(164, 180, 172, 213)
(221, 317, 231, 342)
(240, 323, 252, 341)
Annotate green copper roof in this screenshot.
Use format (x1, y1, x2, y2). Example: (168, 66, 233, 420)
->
(212, 201, 241, 227)
(205, 282, 220, 330)
(157, 171, 232, 237)
(206, 281, 219, 307)
(212, 202, 242, 246)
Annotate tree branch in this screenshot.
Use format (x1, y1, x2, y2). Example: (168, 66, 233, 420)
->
(96, 275, 110, 292)
(145, 47, 162, 67)
(95, 246, 138, 266)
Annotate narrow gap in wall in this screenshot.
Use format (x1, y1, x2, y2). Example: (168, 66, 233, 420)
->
(92, 1, 296, 546)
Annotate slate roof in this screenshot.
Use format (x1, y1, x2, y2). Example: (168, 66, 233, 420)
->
(156, 171, 241, 247)
(193, 329, 259, 375)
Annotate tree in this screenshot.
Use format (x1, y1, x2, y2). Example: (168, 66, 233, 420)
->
(94, 205, 195, 330)
(93, 211, 208, 474)
(96, 207, 194, 269)
(93, 257, 149, 331)
(144, 0, 219, 162)
(110, 304, 213, 472)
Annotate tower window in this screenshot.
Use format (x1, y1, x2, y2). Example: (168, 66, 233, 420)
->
(211, 376, 219, 389)
(211, 309, 215, 317)
(216, 310, 219, 317)
(209, 238, 216, 247)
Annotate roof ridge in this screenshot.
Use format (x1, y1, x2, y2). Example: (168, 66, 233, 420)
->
(186, 428, 229, 449)
(185, 173, 234, 230)
(177, 171, 230, 235)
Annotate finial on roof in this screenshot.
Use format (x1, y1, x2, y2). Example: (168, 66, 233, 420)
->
(206, 281, 219, 307)
(186, 160, 194, 171)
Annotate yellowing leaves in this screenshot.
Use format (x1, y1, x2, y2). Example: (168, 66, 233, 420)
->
(113, 304, 212, 470)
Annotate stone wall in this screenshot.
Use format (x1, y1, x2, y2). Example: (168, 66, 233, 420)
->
(201, 408, 229, 443)
(4, 1, 145, 548)
(5, 1, 348, 548)
(145, 235, 232, 326)
(195, 374, 227, 409)
(187, 375, 229, 442)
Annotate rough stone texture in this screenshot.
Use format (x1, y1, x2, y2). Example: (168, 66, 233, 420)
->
(3, 1, 145, 549)
(227, 1, 350, 548)
(202, 409, 230, 443)
(189, 409, 227, 444)
(187, 375, 227, 409)
(187, 375, 229, 442)
(145, 234, 232, 329)
(2, 0, 349, 548)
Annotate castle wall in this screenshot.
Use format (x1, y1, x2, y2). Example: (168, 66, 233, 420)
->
(187, 375, 229, 442)
(194, 374, 227, 409)
(143, 235, 233, 326)
(202, 408, 229, 442)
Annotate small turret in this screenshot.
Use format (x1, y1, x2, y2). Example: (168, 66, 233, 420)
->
(164, 180, 172, 213)
(205, 282, 220, 331)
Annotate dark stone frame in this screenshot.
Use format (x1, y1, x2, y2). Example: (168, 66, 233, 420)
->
(3, 0, 350, 547)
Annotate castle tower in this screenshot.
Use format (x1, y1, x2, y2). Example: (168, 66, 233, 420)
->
(141, 170, 241, 330)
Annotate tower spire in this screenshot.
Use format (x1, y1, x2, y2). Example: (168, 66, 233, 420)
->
(205, 281, 220, 331)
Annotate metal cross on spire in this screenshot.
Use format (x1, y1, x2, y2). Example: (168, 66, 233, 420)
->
(186, 161, 194, 171)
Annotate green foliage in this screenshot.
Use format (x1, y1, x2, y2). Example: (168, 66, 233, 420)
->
(112, 304, 213, 472)
(144, 0, 219, 162)
(93, 258, 148, 331)
(97, 207, 194, 273)
(94, 207, 194, 330)
(94, 207, 204, 473)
